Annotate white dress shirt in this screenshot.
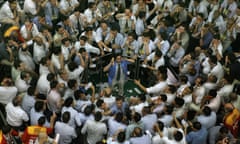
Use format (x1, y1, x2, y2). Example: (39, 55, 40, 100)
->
(20, 23, 39, 40)
(6, 102, 29, 127)
(33, 43, 47, 64)
(62, 106, 82, 128)
(23, 0, 37, 15)
(74, 41, 100, 55)
(36, 74, 50, 95)
(15, 75, 30, 93)
(0, 86, 18, 105)
(81, 119, 107, 144)
(146, 81, 168, 95)
(55, 121, 77, 144)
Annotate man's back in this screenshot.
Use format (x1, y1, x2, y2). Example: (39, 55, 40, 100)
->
(81, 119, 107, 144)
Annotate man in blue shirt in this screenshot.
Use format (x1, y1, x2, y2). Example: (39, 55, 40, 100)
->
(104, 53, 134, 95)
(186, 121, 208, 144)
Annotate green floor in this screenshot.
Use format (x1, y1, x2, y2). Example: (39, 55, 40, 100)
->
(88, 72, 143, 97)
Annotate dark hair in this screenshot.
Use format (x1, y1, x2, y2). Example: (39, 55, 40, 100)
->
(174, 130, 183, 141)
(27, 86, 35, 96)
(88, 2, 95, 8)
(62, 111, 71, 123)
(193, 121, 201, 130)
(20, 71, 28, 80)
(186, 110, 196, 121)
(116, 96, 124, 102)
(64, 97, 74, 107)
(40, 57, 49, 65)
(13, 60, 22, 69)
(209, 55, 218, 64)
(209, 89, 217, 97)
(165, 105, 173, 114)
(79, 48, 86, 53)
(160, 94, 167, 102)
(179, 75, 188, 83)
(219, 126, 229, 134)
(159, 31, 168, 41)
(67, 79, 77, 89)
(110, 23, 119, 32)
(155, 49, 163, 58)
(115, 112, 124, 122)
(34, 101, 44, 112)
(142, 31, 150, 38)
(68, 61, 78, 71)
(133, 112, 141, 122)
(168, 85, 177, 93)
(47, 73, 55, 82)
(202, 106, 211, 116)
(96, 99, 104, 108)
(50, 80, 58, 89)
(79, 35, 88, 41)
(52, 46, 61, 55)
(85, 26, 93, 32)
(128, 31, 137, 40)
(175, 97, 185, 107)
(61, 37, 70, 44)
(138, 11, 146, 19)
(94, 111, 102, 121)
(117, 131, 126, 142)
(84, 104, 94, 116)
(158, 66, 167, 74)
(38, 116, 46, 125)
(157, 121, 164, 131)
(139, 94, 146, 102)
(74, 89, 83, 100)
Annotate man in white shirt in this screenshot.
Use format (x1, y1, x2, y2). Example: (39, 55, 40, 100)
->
(84, 2, 101, 29)
(129, 127, 152, 144)
(61, 38, 75, 63)
(167, 41, 185, 68)
(134, 66, 168, 96)
(47, 80, 62, 113)
(23, 0, 40, 16)
(15, 71, 31, 94)
(55, 111, 77, 144)
(0, 78, 18, 105)
(74, 36, 100, 55)
(20, 18, 39, 41)
(5, 95, 29, 131)
(121, 32, 139, 58)
(154, 31, 170, 56)
(0, 0, 22, 25)
(37, 73, 55, 96)
(61, 97, 82, 128)
(69, 11, 87, 34)
(145, 49, 165, 71)
(59, 0, 79, 16)
(81, 111, 107, 144)
(33, 35, 48, 64)
(95, 20, 111, 53)
(115, 8, 136, 34)
(208, 56, 224, 82)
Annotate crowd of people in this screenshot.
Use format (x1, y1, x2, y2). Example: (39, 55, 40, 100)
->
(0, 0, 240, 144)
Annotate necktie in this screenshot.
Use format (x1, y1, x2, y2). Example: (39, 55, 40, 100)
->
(77, 17, 81, 33)
(116, 63, 121, 81)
